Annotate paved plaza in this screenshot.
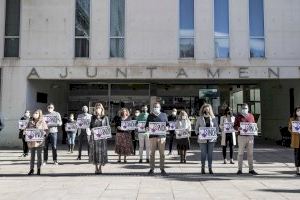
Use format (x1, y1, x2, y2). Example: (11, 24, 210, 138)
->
(0, 138, 300, 200)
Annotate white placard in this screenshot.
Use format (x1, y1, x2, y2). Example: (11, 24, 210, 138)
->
(198, 127, 217, 140)
(175, 129, 190, 139)
(65, 123, 77, 132)
(18, 120, 29, 130)
(121, 120, 137, 131)
(292, 121, 300, 133)
(168, 121, 176, 131)
(223, 122, 235, 133)
(240, 122, 258, 136)
(76, 118, 90, 129)
(137, 121, 146, 132)
(148, 122, 167, 135)
(92, 126, 112, 140)
(43, 115, 58, 126)
(24, 128, 44, 142)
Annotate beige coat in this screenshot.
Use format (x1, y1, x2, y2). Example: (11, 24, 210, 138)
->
(219, 116, 236, 146)
(26, 120, 48, 149)
(288, 118, 300, 149)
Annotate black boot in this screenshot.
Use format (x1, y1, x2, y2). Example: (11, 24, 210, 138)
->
(201, 167, 205, 174)
(28, 169, 34, 176)
(37, 169, 41, 175)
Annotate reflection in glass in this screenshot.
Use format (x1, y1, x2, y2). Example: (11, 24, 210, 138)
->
(180, 38, 194, 58)
(180, 0, 194, 58)
(215, 38, 229, 58)
(75, 0, 90, 37)
(110, 38, 125, 58)
(250, 38, 265, 58)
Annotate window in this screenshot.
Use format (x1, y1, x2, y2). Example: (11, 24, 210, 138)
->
(110, 0, 125, 58)
(75, 0, 90, 58)
(36, 92, 48, 104)
(4, 0, 20, 57)
(249, 0, 265, 58)
(214, 0, 229, 58)
(179, 0, 194, 58)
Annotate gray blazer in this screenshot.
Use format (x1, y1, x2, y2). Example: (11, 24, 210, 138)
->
(195, 116, 218, 143)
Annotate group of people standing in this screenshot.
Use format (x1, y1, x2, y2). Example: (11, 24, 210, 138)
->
(18, 102, 300, 176)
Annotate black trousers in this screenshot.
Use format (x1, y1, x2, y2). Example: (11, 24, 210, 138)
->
(22, 136, 28, 155)
(168, 131, 175, 153)
(294, 148, 300, 167)
(222, 133, 234, 159)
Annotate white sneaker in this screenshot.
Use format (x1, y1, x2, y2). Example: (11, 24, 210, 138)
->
(42, 162, 47, 166)
(54, 161, 59, 165)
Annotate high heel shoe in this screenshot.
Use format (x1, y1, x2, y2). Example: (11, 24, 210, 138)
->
(28, 169, 34, 176)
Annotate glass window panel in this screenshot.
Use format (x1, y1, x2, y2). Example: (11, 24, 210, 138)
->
(255, 102, 261, 114)
(5, 0, 20, 36)
(215, 38, 229, 58)
(180, 38, 194, 58)
(249, 0, 264, 37)
(214, 0, 229, 37)
(75, 0, 90, 37)
(250, 38, 265, 58)
(255, 89, 260, 101)
(180, 0, 194, 37)
(110, 0, 125, 37)
(75, 38, 89, 57)
(110, 38, 125, 57)
(4, 38, 19, 57)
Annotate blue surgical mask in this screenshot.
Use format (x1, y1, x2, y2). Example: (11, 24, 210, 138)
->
(153, 108, 160, 114)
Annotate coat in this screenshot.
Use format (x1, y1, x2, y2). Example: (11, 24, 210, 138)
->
(219, 115, 236, 146)
(195, 116, 218, 143)
(288, 118, 300, 148)
(26, 119, 48, 149)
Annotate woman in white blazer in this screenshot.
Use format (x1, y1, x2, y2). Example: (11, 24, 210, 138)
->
(219, 107, 236, 164)
(195, 104, 218, 174)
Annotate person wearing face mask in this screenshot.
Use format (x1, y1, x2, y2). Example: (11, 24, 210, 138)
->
(43, 103, 62, 166)
(146, 102, 168, 176)
(115, 108, 134, 163)
(136, 105, 150, 163)
(90, 103, 110, 174)
(288, 106, 300, 175)
(195, 104, 218, 174)
(175, 111, 191, 163)
(77, 106, 92, 160)
(220, 107, 236, 164)
(26, 109, 48, 175)
(66, 113, 77, 153)
(234, 103, 258, 175)
(19, 110, 31, 157)
(168, 108, 177, 155)
(131, 110, 140, 155)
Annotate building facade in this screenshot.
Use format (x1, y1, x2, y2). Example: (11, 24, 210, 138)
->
(0, 0, 300, 147)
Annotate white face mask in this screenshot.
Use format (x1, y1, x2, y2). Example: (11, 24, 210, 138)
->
(83, 107, 88, 113)
(296, 111, 300, 117)
(24, 112, 30, 118)
(153, 108, 160, 114)
(48, 108, 54, 113)
(172, 112, 177, 116)
(135, 112, 140, 117)
(241, 108, 249, 115)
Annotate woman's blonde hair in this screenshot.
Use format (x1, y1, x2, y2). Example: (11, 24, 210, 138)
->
(94, 103, 105, 116)
(178, 110, 188, 120)
(199, 103, 215, 118)
(118, 108, 130, 117)
(33, 109, 44, 126)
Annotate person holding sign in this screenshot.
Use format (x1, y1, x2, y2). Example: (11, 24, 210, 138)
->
(234, 103, 258, 175)
(26, 109, 48, 175)
(288, 106, 300, 175)
(18, 110, 30, 157)
(43, 103, 62, 166)
(90, 103, 110, 174)
(146, 102, 168, 176)
(195, 104, 218, 175)
(77, 105, 92, 160)
(136, 105, 150, 163)
(65, 113, 77, 154)
(168, 108, 178, 155)
(175, 111, 191, 163)
(131, 110, 140, 155)
(115, 108, 134, 163)
(220, 107, 236, 164)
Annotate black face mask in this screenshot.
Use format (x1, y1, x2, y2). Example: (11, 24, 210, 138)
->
(227, 112, 232, 115)
(204, 111, 208, 115)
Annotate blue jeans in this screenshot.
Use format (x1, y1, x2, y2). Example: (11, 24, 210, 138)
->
(200, 142, 215, 168)
(67, 132, 76, 145)
(44, 132, 58, 162)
